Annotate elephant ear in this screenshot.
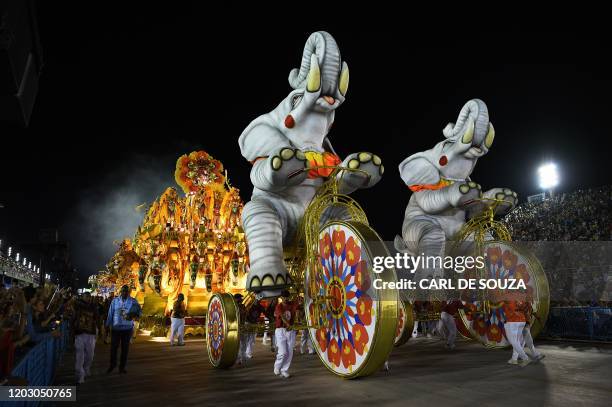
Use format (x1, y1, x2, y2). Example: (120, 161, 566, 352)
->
(398, 156, 440, 187)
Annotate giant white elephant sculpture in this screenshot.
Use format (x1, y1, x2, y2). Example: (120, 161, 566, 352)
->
(394, 99, 517, 279)
(239, 31, 384, 298)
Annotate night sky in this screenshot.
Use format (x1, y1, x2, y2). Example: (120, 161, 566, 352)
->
(1, 5, 611, 284)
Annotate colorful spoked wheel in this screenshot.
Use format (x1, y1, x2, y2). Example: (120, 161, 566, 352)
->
(206, 293, 240, 368)
(304, 220, 398, 378)
(394, 300, 414, 347)
(457, 241, 550, 348)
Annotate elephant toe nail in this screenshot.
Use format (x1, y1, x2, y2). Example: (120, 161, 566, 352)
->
(271, 157, 282, 170)
(261, 275, 275, 287)
(280, 148, 295, 160)
(348, 159, 360, 169)
(358, 152, 372, 162)
(250, 276, 261, 288)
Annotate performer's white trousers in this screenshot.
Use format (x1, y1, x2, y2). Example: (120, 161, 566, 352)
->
(274, 328, 296, 374)
(521, 324, 540, 357)
(245, 332, 256, 358)
(170, 317, 185, 345)
(75, 333, 96, 382)
(505, 322, 529, 360)
(300, 329, 313, 354)
(438, 311, 457, 346)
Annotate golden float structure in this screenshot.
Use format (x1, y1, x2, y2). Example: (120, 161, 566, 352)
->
(95, 151, 248, 335)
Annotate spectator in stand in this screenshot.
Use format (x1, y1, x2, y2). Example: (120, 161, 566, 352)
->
(0, 287, 30, 381)
(504, 185, 611, 242)
(27, 297, 61, 343)
(504, 185, 611, 306)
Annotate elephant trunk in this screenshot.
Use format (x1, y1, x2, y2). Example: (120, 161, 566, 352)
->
(288, 31, 341, 96)
(443, 99, 490, 145)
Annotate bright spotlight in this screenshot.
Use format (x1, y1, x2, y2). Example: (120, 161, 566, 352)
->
(538, 163, 559, 190)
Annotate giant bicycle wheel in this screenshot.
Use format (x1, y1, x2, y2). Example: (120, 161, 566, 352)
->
(206, 293, 240, 368)
(304, 220, 398, 378)
(457, 241, 550, 348)
(394, 300, 414, 347)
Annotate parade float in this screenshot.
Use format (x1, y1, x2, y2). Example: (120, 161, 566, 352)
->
(206, 30, 399, 378)
(95, 151, 248, 335)
(206, 36, 549, 379)
(395, 98, 550, 349)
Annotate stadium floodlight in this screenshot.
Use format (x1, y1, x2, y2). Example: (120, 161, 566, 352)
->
(538, 163, 559, 191)
(8, 247, 11, 257)
(16, 252, 20, 262)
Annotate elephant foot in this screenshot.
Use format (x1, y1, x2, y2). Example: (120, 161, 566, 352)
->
(483, 187, 517, 216)
(340, 152, 384, 191)
(246, 269, 292, 294)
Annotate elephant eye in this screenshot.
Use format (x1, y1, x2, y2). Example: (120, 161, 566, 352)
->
(291, 94, 303, 109)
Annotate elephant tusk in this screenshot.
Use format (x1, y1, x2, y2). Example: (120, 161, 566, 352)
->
(306, 54, 321, 92)
(338, 61, 349, 96)
(461, 119, 475, 144)
(485, 122, 495, 149)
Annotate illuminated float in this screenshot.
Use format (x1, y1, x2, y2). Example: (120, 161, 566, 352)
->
(95, 151, 248, 335)
(394, 99, 550, 349)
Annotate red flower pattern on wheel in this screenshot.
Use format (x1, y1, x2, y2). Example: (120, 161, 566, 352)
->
(461, 243, 540, 347)
(306, 224, 377, 375)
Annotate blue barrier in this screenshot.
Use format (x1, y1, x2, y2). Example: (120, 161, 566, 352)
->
(542, 307, 612, 342)
(7, 323, 70, 406)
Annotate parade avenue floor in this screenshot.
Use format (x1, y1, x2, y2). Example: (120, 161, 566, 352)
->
(53, 334, 612, 407)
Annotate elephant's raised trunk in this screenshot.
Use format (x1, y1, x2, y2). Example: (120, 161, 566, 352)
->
(443, 99, 490, 145)
(288, 31, 341, 96)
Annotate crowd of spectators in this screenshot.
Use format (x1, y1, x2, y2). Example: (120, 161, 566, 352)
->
(0, 253, 38, 284)
(502, 185, 611, 309)
(0, 282, 111, 384)
(503, 185, 612, 241)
